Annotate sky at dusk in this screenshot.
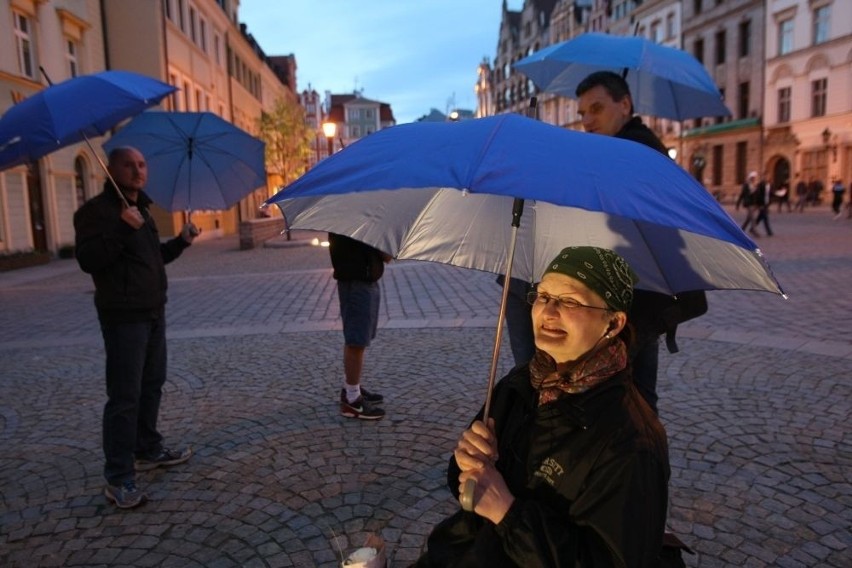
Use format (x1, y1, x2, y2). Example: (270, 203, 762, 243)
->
(238, 1, 523, 124)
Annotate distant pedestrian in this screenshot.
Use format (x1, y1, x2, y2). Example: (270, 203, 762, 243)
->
(775, 182, 791, 213)
(328, 233, 391, 420)
(754, 173, 774, 237)
(737, 171, 760, 237)
(808, 178, 824, 206)
(794, 175, 808, 213)
(830, 179, 845, 219)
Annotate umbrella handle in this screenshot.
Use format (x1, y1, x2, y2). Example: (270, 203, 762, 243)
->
(460, 479, 476, 512)
(461, 198, 526, 513)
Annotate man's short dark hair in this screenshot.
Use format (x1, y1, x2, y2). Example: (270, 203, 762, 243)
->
(575, 71, 634, 114)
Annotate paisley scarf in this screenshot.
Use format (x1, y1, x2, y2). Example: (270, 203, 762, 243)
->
(529, 338, 628, 405)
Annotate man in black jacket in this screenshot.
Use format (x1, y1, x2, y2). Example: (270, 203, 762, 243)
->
(575, 71, 707, 414)
(74, 146, 199, 509)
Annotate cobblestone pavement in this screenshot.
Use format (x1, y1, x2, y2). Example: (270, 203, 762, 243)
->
(1, 207, 850, 567)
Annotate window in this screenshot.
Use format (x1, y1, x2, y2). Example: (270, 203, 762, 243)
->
(666, 13, 675, 39)
(214, 33, 221, 65)
(777, 87, 791, 123)
(813, 5, 829, 45)
(199, 18, 207, 51)
(712, 144, 723, 186)
(651, 21, 662, 43)
(811, 78, 827, 117)
(66, 39, 79, 78)
(694, 38, 704, 64)
(694, 0, 703, 15)
(735, 142, 747, 184)
(738, 82, 750, 120)
(164, 0, 172, 21)
(177, 0, 186, 31)
(13, 11, 35, 79)
(189, 6, 197, 42)
(779, 19, 793, 55)
(716, 87, 725, 124)
(715, 30, 726, 65)
(739, 20, 751, 57)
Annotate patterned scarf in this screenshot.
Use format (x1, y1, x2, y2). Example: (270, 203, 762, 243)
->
(529, 338, 628, 406)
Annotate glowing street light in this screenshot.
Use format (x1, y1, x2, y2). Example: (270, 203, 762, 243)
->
(322, 120, 337, 157)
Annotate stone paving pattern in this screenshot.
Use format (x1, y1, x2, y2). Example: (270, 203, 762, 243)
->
(0, 206, 849, 567)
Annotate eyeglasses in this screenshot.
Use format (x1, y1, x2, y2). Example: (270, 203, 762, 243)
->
(526, 291, 610, 311)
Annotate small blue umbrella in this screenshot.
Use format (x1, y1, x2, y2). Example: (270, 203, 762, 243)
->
(0, 70, 176, 172)
(104, 111, 266, 212)
(513, 32, 731, 121)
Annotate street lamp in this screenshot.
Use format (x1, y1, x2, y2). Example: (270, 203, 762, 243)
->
(821, 127, 837, 162)
(322, 120, 337, 157)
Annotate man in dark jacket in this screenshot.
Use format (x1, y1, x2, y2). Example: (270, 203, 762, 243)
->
(575, 71, 707, 414)
(74, 146, 199, 509)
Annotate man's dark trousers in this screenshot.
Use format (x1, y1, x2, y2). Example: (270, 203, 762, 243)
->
(101, 313, 166, 485)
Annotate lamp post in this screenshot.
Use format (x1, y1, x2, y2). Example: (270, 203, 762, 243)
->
(322, 120, 337, 158)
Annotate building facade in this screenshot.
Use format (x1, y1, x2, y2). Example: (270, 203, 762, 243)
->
(322, 92, 396, 155)
(763, 0, 851, 195)
(0, 0, 105, 255)
(478, 0, 850, 203)
(0, 0, 296, 257)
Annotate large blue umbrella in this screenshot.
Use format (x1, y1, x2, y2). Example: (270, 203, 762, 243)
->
(267, 114, 782, 496)
(513, 32, 730, 120)
(266, 114, 779, 297)
(103, 111, 266, 212)
(0, 70, 176, 172)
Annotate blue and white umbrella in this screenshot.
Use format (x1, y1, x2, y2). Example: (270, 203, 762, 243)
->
(266, 114, 780, 297)
(513, 32, 730, 121)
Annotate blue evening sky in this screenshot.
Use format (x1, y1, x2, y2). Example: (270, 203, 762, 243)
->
(239, 1, 522, 124)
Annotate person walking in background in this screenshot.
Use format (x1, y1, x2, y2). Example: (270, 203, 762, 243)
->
(74, 146, 199, 509)
(830, 179, 846, 219)
(794, 174, 808, 213)
(328, 233, 391, 420)
(754, 173, 774, 237)
(775, 182, 792, 213)
(737, 172, 760, 237)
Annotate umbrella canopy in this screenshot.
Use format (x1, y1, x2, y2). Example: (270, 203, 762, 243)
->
(513, 32, 730, 121)
(266, 114, 782, 297)
(103, 111, 266, 211)
(0, 70, 176, 171)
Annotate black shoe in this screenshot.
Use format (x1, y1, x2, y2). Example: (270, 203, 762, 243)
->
(340, 387, 384, 404)
(135, 447, 192, 472)
(340, 395, 385, 420)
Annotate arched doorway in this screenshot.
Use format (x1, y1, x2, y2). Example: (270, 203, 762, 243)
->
(771, 156, 791, 189)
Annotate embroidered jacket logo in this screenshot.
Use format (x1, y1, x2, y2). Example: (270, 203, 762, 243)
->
(534, 457, 564, 486)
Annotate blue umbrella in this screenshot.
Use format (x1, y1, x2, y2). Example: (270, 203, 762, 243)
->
(103, 111, 266, 212)
(0, 70, 176, 172)
(267, 115, 782, 503)
(266, 114, 779, 297)
(513, 32, 730, 120)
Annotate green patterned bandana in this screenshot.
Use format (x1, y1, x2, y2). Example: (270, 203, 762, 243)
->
(543, 247, 637, 312)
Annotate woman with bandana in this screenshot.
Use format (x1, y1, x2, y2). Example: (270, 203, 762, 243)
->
(413, 247, 670, 567)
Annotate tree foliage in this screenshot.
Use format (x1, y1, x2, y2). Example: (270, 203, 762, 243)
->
(258, 98, 313, 186)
